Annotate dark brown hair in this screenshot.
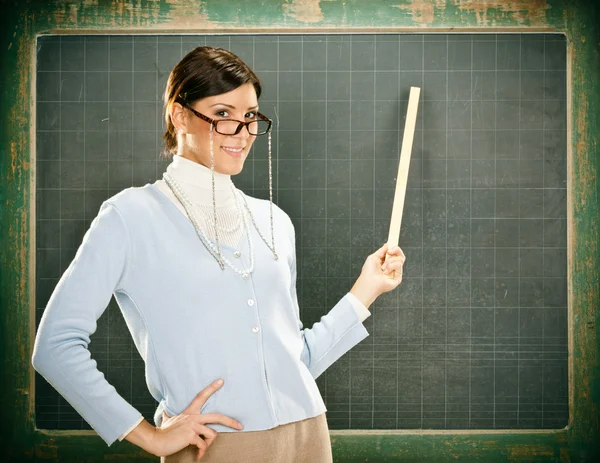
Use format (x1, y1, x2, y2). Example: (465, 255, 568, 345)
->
(162, 46, 262, 158)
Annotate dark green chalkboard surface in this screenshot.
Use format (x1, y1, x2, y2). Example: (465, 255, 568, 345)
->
(35, 33, 567, 433)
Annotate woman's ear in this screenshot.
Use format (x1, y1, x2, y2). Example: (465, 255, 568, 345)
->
(170, 102, 188, 134)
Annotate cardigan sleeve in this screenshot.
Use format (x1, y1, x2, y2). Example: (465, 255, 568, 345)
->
(31, 201, 143, 446)
(285, 214, 370, 379)
(346, 292, 372, 322)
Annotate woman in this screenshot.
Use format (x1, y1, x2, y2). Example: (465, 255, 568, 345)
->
(32, 46, 406, 462)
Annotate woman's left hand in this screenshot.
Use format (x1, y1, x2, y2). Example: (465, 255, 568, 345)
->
(350, 243, 406, 309)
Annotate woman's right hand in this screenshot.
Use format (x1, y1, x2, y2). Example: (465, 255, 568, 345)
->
(149, 379, 244, 461)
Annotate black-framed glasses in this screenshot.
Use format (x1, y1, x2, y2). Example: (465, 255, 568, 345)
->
(184, 104, 272, 136)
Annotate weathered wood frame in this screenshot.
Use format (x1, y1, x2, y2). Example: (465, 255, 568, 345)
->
(1, 1, 598, 461)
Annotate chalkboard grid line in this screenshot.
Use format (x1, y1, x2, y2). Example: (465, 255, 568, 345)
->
(81, 35, 86, 430)
(420, 34, 425, 430)
(34, 187, 569, 194)
(106, 35, 112, 433)
(33, 127, 569, 131)
(32, 244, 568, 252)
(516, 34, 521, 429)
(58, 34, 63, 430)
(493, 31, 499, 430)
(130, 36, 136, 423)
(469, 34, 473, 431)
(33, 127, 569, 133)
(542, 34, 546, 430)
(300, 35, 305, 347)
(275, 35, 280, 233)
(372, 36, 377, 430)
(396, 34, 401, 431)
(324, 34, 330, 424)
(37, 69, 566, 74)
(444, 35, 448, 429)
(348, 36, 353, 430)
(494, 32, 499, 430)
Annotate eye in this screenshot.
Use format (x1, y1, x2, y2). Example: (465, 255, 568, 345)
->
(215, 110, 229, 118)
(245, 111, 257, 120)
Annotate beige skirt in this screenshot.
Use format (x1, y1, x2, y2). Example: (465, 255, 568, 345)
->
(160, 412, 332, 463)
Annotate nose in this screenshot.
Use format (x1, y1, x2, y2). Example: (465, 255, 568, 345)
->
(234, 124, 251, 139)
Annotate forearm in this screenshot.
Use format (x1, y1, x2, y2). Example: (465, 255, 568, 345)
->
(349, 275, 379, 310)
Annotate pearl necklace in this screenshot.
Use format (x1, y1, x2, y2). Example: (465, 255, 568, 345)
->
(189, 202, 242, 234)
(164, 172, 255, 279)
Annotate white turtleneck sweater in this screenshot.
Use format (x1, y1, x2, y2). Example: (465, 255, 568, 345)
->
(154, 154, 245, 249)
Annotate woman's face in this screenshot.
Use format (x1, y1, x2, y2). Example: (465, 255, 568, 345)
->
(175, 82, 259, 175)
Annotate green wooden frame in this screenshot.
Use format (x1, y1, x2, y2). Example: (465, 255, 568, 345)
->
(1, 1, 598, 461)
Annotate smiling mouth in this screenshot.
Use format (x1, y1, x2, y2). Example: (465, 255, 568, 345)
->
(222, 146, 245, 157)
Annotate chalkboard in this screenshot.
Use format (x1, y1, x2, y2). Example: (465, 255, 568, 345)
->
(35, 33, 567, 431)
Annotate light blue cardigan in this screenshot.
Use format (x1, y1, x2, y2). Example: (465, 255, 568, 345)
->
(32, 184, 370, 445)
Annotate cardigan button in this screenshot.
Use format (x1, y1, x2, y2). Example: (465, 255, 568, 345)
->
(234, 251, 241, 258)
(247, 299, 255, 307)
(252, 325, 260, 333)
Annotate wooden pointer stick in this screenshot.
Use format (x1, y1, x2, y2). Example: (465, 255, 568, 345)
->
(385, 86, 421, 276)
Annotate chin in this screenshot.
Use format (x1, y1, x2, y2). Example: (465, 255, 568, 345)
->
(231, 165, 246, 176)
(222, 161, 246, 176)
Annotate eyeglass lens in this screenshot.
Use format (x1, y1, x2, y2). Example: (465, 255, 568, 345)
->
(214, 120, 270, 136)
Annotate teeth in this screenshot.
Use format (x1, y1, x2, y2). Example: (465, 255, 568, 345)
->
(223, 147, 243, 152)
